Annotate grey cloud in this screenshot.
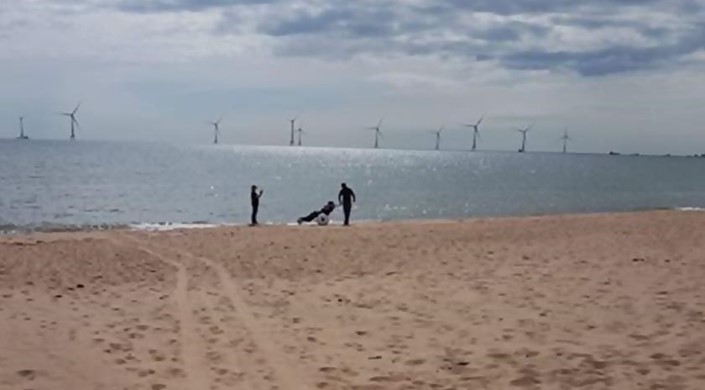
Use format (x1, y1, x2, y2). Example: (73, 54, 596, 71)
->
(425, 0, 666, 16)
(114, 0, 276, 13)
(98, 0, 705, 76)
(503, 23, 705, 76)
(249, 1, 705, 77)
(260, 4, 398, 38)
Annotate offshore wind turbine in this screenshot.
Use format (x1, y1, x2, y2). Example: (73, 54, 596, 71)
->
(367, 118, 384, 149)
(18, 116, 29, 140)
(560, 129, 571, 153)
(297, 121, 305, 146)
(61, 103, 81, 140)
(463, 115, 484, 151)
(516, 125, 532, 153)
(208, 117, 222, 144)
(430, 125, 444, 150)
(289, 115, 299, 146)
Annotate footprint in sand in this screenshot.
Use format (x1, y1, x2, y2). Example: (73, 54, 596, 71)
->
(138, 369, 156, 377)
(17, 369, 39, 381)
(404, 358, 426, 366)
(510, 375, 541, 387)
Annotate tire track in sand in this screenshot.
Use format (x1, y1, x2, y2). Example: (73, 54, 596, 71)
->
(112, 236, 211, 390)
(117, 234, 308, 390)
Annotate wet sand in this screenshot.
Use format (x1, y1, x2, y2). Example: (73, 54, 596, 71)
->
(1, 211, 705, 389)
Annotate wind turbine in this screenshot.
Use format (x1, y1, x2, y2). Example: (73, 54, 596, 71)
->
(560, 129, 571, 153)
(289, 115, 299, 146)
(464, 115, 484, 151)
(367, 118, 384, 149)
(208, 117, 222, 144)
(61, 103, 81, 140)
(18, 116, 29, 140)
(516, 125, 532, 153)
(430, 125, 444, 150)
(297, 119, 305, 146)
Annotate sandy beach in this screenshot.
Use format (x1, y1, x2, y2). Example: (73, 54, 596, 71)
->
(1, 211, 705, 389)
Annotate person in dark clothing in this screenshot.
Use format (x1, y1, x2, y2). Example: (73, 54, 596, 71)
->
(338, 183, 356, 226)
(250, 185, 263, 225)
(297, 201, 336, 224)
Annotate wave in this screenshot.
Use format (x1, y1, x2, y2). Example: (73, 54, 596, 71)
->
(3, 207, 703, 235)
(0, 223, 130, 235)
(0, 221, 250, 235)
(129, 222, 228, 231)
(675, 207, 705, 212)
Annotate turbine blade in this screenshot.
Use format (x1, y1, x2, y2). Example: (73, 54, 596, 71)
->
(72, 102, 81, 115)
(476, 115, 484, 126)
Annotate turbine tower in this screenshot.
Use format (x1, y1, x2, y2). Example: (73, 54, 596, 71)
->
(297, 124, 305, 146)
(209, 117, 222, 144)
(289, 115, 299, 146)
(464, 116, 484, 151)
(430, 125, 443, 150)
(61, 103, 81, 140)
(560, 129, 570, 154)
(516, 125, 532, 153)
(18, 116, 28, 140)
(368, 118, 384, 149)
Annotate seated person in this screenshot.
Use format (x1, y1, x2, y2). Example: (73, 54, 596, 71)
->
(297, 201, 336, 225)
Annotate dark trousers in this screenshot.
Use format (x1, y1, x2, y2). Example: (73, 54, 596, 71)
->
(251, 204, 259, 225)
(300, 210, 321, 223)
(343, 203, 352, 225)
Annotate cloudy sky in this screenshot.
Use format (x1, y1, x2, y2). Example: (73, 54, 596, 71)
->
(1, 0, 704, 154)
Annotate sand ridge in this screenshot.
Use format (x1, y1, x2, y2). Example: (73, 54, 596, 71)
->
(2, 211, 705, 389)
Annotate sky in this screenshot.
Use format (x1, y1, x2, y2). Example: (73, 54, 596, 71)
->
(1, 0, 704, 154)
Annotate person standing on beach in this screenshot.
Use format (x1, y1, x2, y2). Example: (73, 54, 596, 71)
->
(338, 183, 356, 226)
(250, 185, 263, 225)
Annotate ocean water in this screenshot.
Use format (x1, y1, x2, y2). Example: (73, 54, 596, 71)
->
(2, 140, 705, 233)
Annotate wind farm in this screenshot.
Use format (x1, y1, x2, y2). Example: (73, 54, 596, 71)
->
(10, 107, 705, 158)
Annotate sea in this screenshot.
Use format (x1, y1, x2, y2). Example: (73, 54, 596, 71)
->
(2, 139, 705, 233)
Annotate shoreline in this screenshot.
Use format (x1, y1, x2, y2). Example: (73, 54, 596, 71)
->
(2, 206, 704, 237)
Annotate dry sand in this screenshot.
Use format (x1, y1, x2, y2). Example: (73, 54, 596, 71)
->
(1, 211, 705, 390)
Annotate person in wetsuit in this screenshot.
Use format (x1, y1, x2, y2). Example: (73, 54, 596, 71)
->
(338, 183, 356, 226)
(250, 185, 263, 225)
(297, 201, 336, 224)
